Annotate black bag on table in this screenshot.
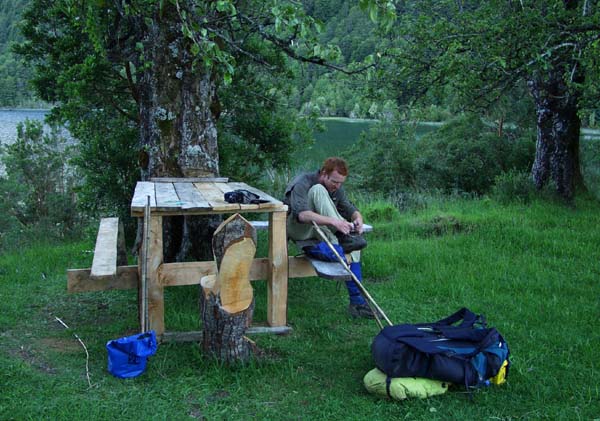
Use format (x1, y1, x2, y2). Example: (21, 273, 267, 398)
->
(371, 308, 510, 388)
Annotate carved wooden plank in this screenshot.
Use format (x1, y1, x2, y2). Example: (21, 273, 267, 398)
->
(200, 213, 258, 363)
(90, 218, 120, 279)
(212, 214, 257, 313)
(131, 181, 156, 213)
(173, 182, 211, 210)
(154, 182, 181, 211)
(217, 237, 256, 313)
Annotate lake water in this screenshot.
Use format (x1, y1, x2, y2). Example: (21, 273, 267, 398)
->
(0, 109, 49, 145)
(294, 118, 442, 171)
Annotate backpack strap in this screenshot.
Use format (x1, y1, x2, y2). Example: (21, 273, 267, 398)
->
(385, 375, 393, 399)
(433, 307, 485, 328)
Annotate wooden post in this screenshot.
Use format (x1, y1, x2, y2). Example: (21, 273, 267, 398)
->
(141, 215, 164, 336)
(200, 214, 257, 363)
(267, 210, 288, 327)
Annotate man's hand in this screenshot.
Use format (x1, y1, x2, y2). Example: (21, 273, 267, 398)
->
(352, 219, 364, 234)
(332, 219, 355, 235)
(351, 211, 364, 234)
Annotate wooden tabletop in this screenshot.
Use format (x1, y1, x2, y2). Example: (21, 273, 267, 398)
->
(131, 179, 287, 216)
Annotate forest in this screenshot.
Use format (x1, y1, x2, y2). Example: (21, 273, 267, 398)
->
(1, 0, 600, 248)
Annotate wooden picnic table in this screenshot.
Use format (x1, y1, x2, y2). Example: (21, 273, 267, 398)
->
(131, 178, 289, 337)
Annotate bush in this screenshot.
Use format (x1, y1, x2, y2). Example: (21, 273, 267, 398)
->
(491, 170, 535, 204)
(361, 200, 400, 222)
(344, 121, 416, 193)
(0, 119, 81, 250)
(415, 114, 534, 195)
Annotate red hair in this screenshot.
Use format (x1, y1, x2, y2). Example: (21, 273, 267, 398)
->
(321, 157, 348, 176)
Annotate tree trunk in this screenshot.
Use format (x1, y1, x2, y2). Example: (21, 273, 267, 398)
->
(200, 214, 257, 364)
(527, 73, 584, 201)
(136, 3, 221, 261)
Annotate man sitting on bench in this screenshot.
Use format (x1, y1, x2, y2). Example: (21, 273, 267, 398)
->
(283, 157, 375, 319)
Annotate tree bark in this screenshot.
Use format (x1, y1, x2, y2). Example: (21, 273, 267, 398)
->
(135, 3, 221, 261)
(527, 71, 584, 201)
(200, 214, 257, 364)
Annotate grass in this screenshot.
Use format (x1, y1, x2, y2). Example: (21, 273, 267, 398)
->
(1, 194, 599, 420)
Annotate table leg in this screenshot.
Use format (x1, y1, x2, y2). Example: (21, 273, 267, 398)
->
(267, 211, 288, 327)
(143, 215, 164, 336)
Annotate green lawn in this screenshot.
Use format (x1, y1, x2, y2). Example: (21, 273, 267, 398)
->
(1, 195, 599, 420)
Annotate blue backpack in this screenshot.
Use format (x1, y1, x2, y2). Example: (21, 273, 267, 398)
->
(371, 308, 510, 388)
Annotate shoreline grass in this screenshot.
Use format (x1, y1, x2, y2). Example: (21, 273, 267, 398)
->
(1, 194, 599, 420)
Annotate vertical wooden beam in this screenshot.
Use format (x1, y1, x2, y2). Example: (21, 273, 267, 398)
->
(146, 215, 164, 336)
(267, 211, 288, 327)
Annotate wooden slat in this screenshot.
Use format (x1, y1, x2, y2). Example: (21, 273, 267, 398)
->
(161, 325, 292, 343)
(194, 182, 241, 211)
(67, 265, 138, 292)
(173, 182, 211, 210)
(90, 217, 120, 279)
(67, 256, 318, 293)
(250, 220, 373, 233)
(154, 182, 181, 211)
(151, 177, 229, 183)
(147, 215, 165, 335)
(131, 182, 156, 213)
(306, 257, 352, 281)
(267, 211, 288, 327)
(212, 182, 261, 211)
(228, 182, 283, 209)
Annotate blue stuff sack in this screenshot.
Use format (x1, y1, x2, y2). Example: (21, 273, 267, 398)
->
(304, 241, 345, 262)
(107, 331, 157, 378)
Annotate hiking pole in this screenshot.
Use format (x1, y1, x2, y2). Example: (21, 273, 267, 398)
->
(311, 222, 393, 328)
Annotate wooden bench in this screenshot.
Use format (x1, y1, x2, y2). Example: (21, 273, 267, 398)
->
(90, 217, 127, 280)
(250, 221, 373, 282)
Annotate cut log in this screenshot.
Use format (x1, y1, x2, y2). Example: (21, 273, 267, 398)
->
(200, 213, 257, 363)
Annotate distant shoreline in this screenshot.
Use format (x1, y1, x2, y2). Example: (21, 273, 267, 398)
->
(0, 108, 50, 112)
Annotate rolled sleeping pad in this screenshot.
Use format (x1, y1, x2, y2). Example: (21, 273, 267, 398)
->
(363, 368, 449, 400)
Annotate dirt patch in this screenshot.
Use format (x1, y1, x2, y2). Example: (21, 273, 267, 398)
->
(416, 215, 472, 237)
(39, 337, 81, 353)
(8, 343, 58, 375)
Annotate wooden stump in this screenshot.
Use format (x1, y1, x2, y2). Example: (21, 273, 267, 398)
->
(200, 213, 257, 363)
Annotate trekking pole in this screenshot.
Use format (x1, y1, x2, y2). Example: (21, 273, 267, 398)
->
(311, 222, 393, 328)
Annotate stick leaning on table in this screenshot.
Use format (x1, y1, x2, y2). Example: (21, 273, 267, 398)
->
(311, 221, 393, 329)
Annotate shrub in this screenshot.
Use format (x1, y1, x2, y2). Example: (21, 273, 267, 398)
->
(344, 121, 416, 193)
(361, 200, 400, 222)
(415, 114, 534, 195)
(491, 170, 535, 204)
(0, 119, 81, 249)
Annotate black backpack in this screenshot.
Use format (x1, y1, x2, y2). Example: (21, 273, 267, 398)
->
(371, 308, 510, 388)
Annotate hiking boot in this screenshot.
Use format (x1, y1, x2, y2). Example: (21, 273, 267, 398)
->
(335, 232, 367, 253)
(348, 303, 377, 319)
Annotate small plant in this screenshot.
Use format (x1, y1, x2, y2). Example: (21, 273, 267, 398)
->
(362, 200, 400, 222)
(491, 170, 535, 204)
